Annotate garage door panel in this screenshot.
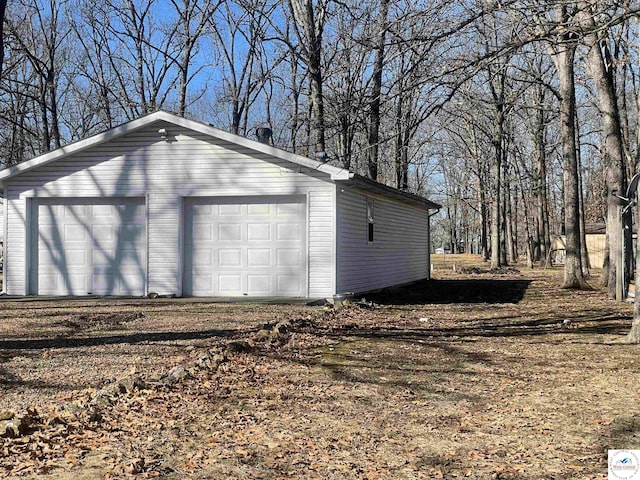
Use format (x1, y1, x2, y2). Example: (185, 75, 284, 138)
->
(218, 223, 241, 241)
(277, 274, 302, 294)
(247, 204, 270, 215)
(277, 249, 301, 267)
(193, 224, 213, 241)
(35, 199, 146, 296)
(277, 203, 301, 216)
(38, 274, 59, 294)
(219, 204, 241, 216)
(92, 224, 115, 241)
(119, 252, 143, 270)
(247, 274, 270, 294)
(64, 250, 89, 267)
(66, 205, 89, 219)
(217, 274, 241, 294)
(192, 275, 213, 294)
(64, 224, 87, 241)
(277, 223, 301, 240)
(192, 248, 213, 266)
(91, 274, 115, 292)
(120, 224, 145, 242)
(185, 196, 306, 296)
(247, 249, 270, 267)
(219, 248, 241, 267)
(247, 223, 271, 241)
(68, 274, 88, 293)
(92, 249, 116, 266)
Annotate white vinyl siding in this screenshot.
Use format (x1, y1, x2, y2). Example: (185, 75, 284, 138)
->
(5, 122, 336, 296)
(308, 189, 335, 297)
(5, 197, 27, 295)
(336, 188, 430, 294)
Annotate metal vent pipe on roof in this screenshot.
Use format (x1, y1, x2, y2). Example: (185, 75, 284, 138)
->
(256, 127, 272, 145)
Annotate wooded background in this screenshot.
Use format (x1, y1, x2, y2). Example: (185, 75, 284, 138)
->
(1, 0, 639, 292)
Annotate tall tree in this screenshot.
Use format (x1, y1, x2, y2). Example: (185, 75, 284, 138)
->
(550, 4, 587, 288)
(209, 0, 273, 135)
(171, 0, 219, 117)
(289, 0, 328, 156)
(0, 0, 7, 79)
(578, 0, 627, 297)
(366, 0, 389, 181)
(4, 0, 69, 152)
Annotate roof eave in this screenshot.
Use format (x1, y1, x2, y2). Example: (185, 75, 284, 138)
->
(337, 174, 441, 210)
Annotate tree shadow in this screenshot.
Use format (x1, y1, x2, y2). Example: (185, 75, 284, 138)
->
(323, 315, 630, 340)
(606, 414, 640, 449)
(366, 278, 533, 305)
(0, 328, 242, 351)
(0, 368, 79, 392)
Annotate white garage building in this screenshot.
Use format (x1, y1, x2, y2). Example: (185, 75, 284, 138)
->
(0, 111, 439, 298)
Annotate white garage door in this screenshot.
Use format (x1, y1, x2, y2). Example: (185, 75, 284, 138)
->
(34, 198, 146, 295)
(184, 196, 307, 296)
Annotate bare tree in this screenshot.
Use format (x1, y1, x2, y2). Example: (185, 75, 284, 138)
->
(289, 0, 328, 155)
(208, 0, 274, 135)
(549, 4, 587, 288)
(170, 0, 220, 117)
(0, 0, 7, 79)
(577, 0, 627, 296)
(366, 0, 389, 181)
(4, 0, 70, 152)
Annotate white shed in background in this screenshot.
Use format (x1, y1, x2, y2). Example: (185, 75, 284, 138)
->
(0, 111, 439, 298)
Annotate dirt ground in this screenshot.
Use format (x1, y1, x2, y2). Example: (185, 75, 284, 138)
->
(1, 260, 639, 479)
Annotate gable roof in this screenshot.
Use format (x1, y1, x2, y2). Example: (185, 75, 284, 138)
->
(0, 110, 439, 210)
(0, 110, 351, 182)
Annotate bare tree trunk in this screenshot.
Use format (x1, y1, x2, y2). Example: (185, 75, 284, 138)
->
(630, 196, 640, 342)
(289, 0, 326, 155)
(174, 0, 215, 117)
(628, 15, 640, 342)
(551, 9, 587, 289)
(367, 0, 389, 181)
(533, 83, 550, 265)
(0, 0, 7, 79)
(576, 109, 590, 276)
(490, 105, 504, 269)
(580, 1, 626, 296)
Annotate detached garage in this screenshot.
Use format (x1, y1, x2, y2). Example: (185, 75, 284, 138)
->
(0, 111, 439, 298)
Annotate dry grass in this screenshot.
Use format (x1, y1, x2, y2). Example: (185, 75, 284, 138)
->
(430, 253, 483, 270)
(1, 260, 640, 479)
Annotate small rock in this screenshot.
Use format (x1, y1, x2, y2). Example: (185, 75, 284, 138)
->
(92, 390, 115, 407)
(0, 419, 22, 438)
(419, 317, 432, 323)
(196, 351, 212, 367)
(161, 365, 190, 384)
(118, 376, 148, 393)
(273, 321, 290, 334)
(254, 329, 272, 342)
(87, 408, 103, 423)
(211, 353, 227, 367)
(91, 383, 121, 406)
(0, 411, 14, 421)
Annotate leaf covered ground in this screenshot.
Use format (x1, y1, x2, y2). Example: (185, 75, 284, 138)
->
(1, 262, 639, 479)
